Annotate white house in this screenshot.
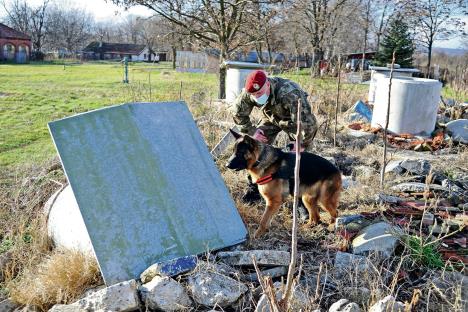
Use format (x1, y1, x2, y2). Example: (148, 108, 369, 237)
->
(82, 42, 168, 62)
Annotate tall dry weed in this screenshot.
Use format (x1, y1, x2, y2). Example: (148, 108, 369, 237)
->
(8, 249, 102, 311)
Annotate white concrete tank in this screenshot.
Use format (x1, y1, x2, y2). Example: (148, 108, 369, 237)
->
(371, 77, 442, 136)
(224, 61, 274, 103)
(44, 185, 94, 255)
(368, 67, 420, 104)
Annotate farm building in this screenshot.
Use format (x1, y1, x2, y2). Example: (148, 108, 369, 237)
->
(176, 49, 220, 73)
(0, 23, 31, 63)
(82, 42, 168, 62)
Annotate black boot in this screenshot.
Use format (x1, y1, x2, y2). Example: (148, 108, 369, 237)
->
(241, 175, 262, 204)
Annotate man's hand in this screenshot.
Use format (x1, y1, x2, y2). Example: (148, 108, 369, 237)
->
(253, 129, 268, 143)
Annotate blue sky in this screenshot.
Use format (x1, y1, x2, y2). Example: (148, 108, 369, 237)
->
(6, 0, 468, 49)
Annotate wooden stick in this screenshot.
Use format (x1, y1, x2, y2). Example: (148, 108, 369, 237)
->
(380, 51, 396, 189)
(334, 55, 342, 147)
(281, 98, 302, 308)
(253, 256, 280, 312)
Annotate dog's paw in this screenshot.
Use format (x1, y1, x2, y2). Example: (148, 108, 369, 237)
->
(253, 227, 267, 238)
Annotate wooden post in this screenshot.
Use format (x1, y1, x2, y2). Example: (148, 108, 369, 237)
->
(281, 99, 302, 309)
(333, 56, 342, 147)
(380, 51, 396, 189)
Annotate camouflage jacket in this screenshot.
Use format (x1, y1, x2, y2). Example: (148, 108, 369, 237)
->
(230, 77, 317, 145)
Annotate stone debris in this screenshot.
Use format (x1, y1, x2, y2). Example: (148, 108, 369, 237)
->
(242, 266, 288, 282)
(65, 280, 140, 312)
(188, 271, 248, 308)
(217, 250, 290, 267)
(342, 287, 371, 305)
(391, 182, 448, 193)
(399, 159, 431, 176)
(375, 193, 402, 204)
(384, 161, 404, 175)
(352, 222, 400, 258)
(255, 282, 309, 312)
(335, 215, 372, 232)
(328, 298, 361, 312)
(431, 271, 467, 307)
(368, 295, 405, 312)
(445, 119, 468, 144)
(0, 299, 19, 312)
(48, 305, 85, 312)
(334, 251, 369, 273)
(139, 276, 192, 311)
(140, 255, 197, 283)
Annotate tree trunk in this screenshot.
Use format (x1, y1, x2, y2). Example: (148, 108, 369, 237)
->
(172, 46, 176, 70)
(426, 41, 432, 78)
(219, 65, 226, 99)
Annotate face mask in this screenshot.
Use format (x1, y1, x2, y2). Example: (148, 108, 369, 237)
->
(254, 93, 269, 105)
(251, 80, 270, 105)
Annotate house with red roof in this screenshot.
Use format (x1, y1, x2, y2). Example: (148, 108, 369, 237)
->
(0, 23, 32, 63)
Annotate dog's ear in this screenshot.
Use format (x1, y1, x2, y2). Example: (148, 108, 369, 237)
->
(230, 128, 242, 140)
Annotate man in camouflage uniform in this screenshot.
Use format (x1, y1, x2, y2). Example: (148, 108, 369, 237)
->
(230, 70, 318, 206)
(231, 70, 317, 150)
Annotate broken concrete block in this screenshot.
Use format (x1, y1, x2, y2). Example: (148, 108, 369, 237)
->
(400, 159, 431, 176)
(368, 295, 405, 312)
(255, 282, 309, 312)
(188, 271, 248, 308)
(342, 287, 371, 305)
(385, 161, 404, 174)
(347, 129, 375, 140)
(0, 299, 19, 312)
(352, 222, 400, 258)
(140, 255, 197, 283)
(139, 276, 192, 311)
(375, 193, 402, 204)
(217, 250, 290, 267)
(432, 271, 467, 307)
(446, 119, 468, 144)
(342, 176, 359, 190)
(329, 299, 361, 312)
(48, 305, 85, 312)
(69, 280, 140, 312)
(335, 215, 372, 232)
(391, 182, 448, 193)
(334, 252, 369, 274)
(353, 165, 376, 179)
(421, 213, 435, 226)
(242, 266, 288, 282)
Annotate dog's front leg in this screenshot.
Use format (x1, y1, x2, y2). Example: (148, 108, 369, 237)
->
(254, 196, 282, 238)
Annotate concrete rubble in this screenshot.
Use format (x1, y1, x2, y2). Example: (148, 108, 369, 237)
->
(49, 280, 140, 312)
(139, 276, 192, 311)
(255, 282, 309, 312)
(217, 250, 290, 267)
(352, 222, 400, 258)
(328, 299, 361, 312)
(188, 270, 248, 308)
(368, 295, 405, 312)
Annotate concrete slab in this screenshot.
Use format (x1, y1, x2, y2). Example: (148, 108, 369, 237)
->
(48, 102, 247, 285)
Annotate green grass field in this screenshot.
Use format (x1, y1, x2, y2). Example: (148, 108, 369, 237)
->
(0, 62, 218, 167)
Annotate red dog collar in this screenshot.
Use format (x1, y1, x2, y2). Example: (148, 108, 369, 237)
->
(255, 174, 273, 185)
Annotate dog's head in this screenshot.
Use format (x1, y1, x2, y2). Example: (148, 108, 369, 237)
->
(226, 129, 259, 171)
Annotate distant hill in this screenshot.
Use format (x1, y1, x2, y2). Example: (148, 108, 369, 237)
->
(432, 47, 467, 56)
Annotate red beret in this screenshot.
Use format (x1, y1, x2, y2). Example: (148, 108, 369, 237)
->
(245, 70, 267, 93)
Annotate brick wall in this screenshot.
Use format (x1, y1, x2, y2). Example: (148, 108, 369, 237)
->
(0, 38, 32, 63)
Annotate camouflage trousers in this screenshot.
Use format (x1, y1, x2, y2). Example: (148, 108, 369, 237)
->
(257, 113, 318, 148)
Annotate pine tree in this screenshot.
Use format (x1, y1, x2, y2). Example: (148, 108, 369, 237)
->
(375, 15, 414, 68)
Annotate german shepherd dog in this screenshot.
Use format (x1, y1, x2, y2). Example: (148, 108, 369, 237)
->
(226, 130, 342, 238)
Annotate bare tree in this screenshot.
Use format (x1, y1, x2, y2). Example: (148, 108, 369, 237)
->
(46, 5, 94, 53)
(2, 0, 50, 53)
(405, 0, 467, 76)
(293, 0, 349, 76)
(111, 0, 253, 99)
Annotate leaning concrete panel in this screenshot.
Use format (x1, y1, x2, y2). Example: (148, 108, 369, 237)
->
(48, 102, 247, 285)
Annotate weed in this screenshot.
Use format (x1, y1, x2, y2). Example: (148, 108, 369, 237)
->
(402, 235, 445, 269)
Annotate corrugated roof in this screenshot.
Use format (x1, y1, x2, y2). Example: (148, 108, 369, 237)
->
(83, 42, 146, 55)
(0, 23, 31, 40)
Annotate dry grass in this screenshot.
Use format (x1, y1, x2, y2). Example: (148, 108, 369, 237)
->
(8, 249, 102, 311)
